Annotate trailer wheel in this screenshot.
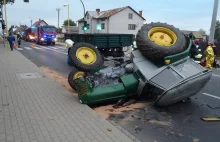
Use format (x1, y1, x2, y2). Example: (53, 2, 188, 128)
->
(69, 43, 104, 72)
(136, 22, 186, 60)
(68, 68, 85, 91)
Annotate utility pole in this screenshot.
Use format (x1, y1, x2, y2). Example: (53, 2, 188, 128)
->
(209, 0, 219, 43)
(0, 3, 5, 47)
(29, 17, 32, 26)
(56, 8, 61, 33)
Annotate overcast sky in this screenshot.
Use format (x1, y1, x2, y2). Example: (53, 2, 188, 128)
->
(4, 0, 220, 34)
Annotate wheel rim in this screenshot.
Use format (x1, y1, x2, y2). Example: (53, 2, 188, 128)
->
(76, 47, 97, 64)
(148, 27, 177, 46)
(73, 71, 84, 79)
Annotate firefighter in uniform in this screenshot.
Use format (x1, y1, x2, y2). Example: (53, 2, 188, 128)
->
(190, 39, 202, 64)
(204, 43, 215, 69)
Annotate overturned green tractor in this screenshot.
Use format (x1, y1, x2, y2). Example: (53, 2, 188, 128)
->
(67, 22, 212, 106)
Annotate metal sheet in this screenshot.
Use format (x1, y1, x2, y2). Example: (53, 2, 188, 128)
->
(155, 70, 212, 106)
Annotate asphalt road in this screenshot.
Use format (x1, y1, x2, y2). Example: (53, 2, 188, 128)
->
(16, 40, 72, 78)
(16, 40, 220, 142)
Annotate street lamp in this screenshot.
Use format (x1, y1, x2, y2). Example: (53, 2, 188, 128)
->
(56, 8, 61, 33)
(63, 4, 70, 34)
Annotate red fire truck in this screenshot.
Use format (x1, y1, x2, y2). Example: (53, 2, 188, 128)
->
(26, 25, 57, 45)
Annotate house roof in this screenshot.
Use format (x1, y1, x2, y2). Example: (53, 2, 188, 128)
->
(181, 30, 203, 38)
(78, 6, 145, 21)
(33, 19, 48, 26)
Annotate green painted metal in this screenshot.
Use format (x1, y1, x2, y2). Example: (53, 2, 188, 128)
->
(120, 74, 139, 94)
(64, 34, 133, 49)
(164, 39, 192, 64)
(75, 74, 139, 105)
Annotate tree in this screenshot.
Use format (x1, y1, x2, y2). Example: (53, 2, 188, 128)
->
(55, 27, 62, 33)
(214, 20, 220, 42)
(0, 0, 15, 5)
(198, 29, 206, 35)
(63, 19, 76, 26)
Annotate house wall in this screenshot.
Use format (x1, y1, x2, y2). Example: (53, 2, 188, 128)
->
(78, 8, 145, 35)
(108, 7, 144, 36)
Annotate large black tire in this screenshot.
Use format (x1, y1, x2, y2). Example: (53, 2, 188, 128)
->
(68, 68, 85, 91)
(136, 22, 186, 60)
(69, 42, 104, 72)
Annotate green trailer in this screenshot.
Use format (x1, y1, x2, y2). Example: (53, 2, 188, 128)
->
(65, 33, 134, 57)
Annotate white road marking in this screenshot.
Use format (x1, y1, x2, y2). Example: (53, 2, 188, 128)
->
(24, 47, 32, 50)
(212, 74, 220, 78)
(49, 47, 58, 50)
(39, 45, 67, 55)
(34, 47, 41, 50)
(54, 46, 66, 49)
(203, 93, 220, 100)
(17, 48, 23, 50)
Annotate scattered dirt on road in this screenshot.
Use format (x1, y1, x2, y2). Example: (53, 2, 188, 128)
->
(40, 66, 147, 119)
(93, 103, 147, 119)
(40, 66, 77, 97)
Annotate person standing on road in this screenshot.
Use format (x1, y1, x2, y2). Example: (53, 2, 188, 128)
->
(17, 32, 21, 47)
(7, 33, 15, 51)
(204, 43, 215, 69)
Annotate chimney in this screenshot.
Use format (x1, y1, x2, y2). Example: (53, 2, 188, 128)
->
(39, 19, 41, 21)
(96, 8, 100, 15)
(139, 11, 142, 17)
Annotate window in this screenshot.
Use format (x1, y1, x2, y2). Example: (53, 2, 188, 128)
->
(128, 13, 133, 19)
(101, 23, 105, 29)
(128, 24, 135, 30)
(101, 19, 105, 21)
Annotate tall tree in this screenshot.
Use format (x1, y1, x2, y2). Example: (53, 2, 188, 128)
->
(214, 20, 220, 42)
(63, 19, 76, 26)
(198, 29, 206, 35)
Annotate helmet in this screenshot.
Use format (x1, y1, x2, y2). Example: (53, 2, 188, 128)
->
(209, 42, 215, 46)
(194, 39, 199, 44)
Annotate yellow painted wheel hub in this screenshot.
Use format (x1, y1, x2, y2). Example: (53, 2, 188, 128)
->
(76, 47, 97, 64)
(148, 27, 177, 46)
(73, 71, 84, 79)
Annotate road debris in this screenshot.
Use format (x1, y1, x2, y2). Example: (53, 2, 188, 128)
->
(148, 120, 171, 126)
(49, 117, 54, 120)
(186, 112, 192, 115)
(2, 103, 9, 106)
(193, 138, 200, 142)
(134, 126, 142, 134)
(201, 116, 220, 121)
(206, 104, 220, 109)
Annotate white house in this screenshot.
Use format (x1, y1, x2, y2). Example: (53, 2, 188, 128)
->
(77, 6, 145, 36)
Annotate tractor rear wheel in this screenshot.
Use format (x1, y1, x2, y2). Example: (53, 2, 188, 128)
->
(136, 22, 186, 60)
(68, 68, 85, 91)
